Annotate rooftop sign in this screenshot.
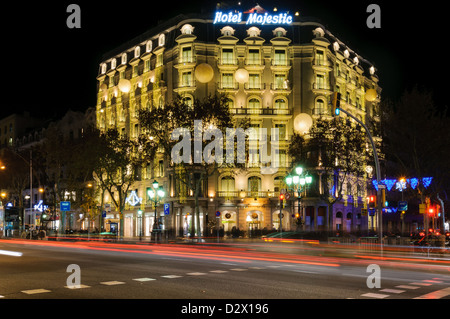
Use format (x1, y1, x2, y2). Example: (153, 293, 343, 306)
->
(213, 6, 294, 25)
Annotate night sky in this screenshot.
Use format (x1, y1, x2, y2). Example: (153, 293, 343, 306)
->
(2, 0, 447, 120)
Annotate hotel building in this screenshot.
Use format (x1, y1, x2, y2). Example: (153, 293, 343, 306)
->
(95, 7, 381, 238)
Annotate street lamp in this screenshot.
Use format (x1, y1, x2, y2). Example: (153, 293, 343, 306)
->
(147, 180, 165, 243)
(285, 165, 313, 231)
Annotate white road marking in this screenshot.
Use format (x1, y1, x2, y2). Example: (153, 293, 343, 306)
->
(380, 288, 405, 294)
(21, 289, 51, 294)
(100, 281, 125, 285)
(161, 275, 182, 279)
(186, 272, 207, 276)
(209, 270, 228, 273)
(133, 278, 156, 282)
(230, 268, 248, 271)
(64, 284, 90, 289)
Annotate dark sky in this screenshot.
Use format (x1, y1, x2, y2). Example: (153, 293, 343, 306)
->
(2, 0, 447, 120)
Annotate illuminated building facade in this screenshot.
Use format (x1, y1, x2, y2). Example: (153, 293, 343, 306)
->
(95, 8, 381, 238)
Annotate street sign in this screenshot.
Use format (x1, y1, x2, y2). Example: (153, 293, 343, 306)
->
(164, 203, 170, 215)
(280, 189, 286, 194)
(285, 192, 290, 200)
(419, 203, 426, 214)
(60, 201, 71, 211)
(215, 211, 221, 217)
(398, 201, 408, 211)
(102, 211, 106, 218)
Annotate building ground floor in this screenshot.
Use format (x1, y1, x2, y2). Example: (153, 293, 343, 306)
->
(70, 196, 380, 239)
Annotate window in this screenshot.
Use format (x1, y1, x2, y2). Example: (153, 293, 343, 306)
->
(220, 26, 235, 36)
(275, 123, 286, 140)
(274, 98, 287, 109)
(111, 58, 117, 69)
(247, 27, 261, 37)
(222, 73, 234, 88)
(158, 34, 165, 47)
(316, 74, 325, 89)
(247, 49, 259, 64)
(222, 48, 234, 64)
(121, 53, 127, 65)
(248, 74, 260, 89)
(182, 96, 193, 108)
(156, 54, 163, 67)
(314, 99, 325, 115)
(248, 176, 261, 192)
(181, 46, 193, 63)
(248, 98, 260, 109)
(101, 63, 107, 74)
(274, 50, 286, 65)
(134, 46, 140, 58)
(316, 50, 325, 65)
(274, 74, 287, 89)
(181, 71, 193, 87)
(221, 177, 235, 192)
(180, 24, 194, 35)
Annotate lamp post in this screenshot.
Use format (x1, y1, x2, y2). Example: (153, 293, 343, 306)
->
(285, 166, 312, 231)
(147, 180, 165, 243)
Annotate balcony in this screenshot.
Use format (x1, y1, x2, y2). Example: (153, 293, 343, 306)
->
(312, 82, 332, 95)
(217, 81, 239, 93)
(270, 82, 291, 94)
(217, 190, 279, 199)
(230, 107, 292, 116)
(244, 82, 266, 93)
(217, 58, 238, 71)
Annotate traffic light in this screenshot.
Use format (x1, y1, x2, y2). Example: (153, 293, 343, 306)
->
(367, 195, 376, 209)
(428, 206, 435, 217)
(295, 212, 300, 218)
(279, 193, 285, 209)
(332, 92, 341, 116)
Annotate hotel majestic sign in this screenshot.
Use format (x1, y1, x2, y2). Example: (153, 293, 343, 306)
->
(213, 6, 294, 25)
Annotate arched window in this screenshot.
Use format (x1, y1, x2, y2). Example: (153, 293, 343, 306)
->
(248, 98, 260, 109)
(248, 176, 261, 193)
(134, 46, 140, 58)
(121, 53, 127, 65)
(221, 176, 235, 192)
(247, 27, 261, 37)
(180, 24, 194, 35)
(274, 98, 287, 109)
(158, 34, 165, 47)
(314, 99, 325, 115)
(182, 96, 193, 108)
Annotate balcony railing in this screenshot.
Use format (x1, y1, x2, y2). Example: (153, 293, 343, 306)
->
(217, 190, 279, 198)
(230, 108, 292, 115)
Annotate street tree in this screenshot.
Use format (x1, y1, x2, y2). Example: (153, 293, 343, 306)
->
(139, 94, 248, 237)
(91, 128, 144, 237)
(380, 87, 450, 230)
(289, 116, 372, 231)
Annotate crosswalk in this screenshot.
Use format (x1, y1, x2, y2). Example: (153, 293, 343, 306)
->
(1, 264, 449, 299)
(359, 277, 449, 299)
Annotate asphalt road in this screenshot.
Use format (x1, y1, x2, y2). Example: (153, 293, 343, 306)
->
(0, 238, 449, 315)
